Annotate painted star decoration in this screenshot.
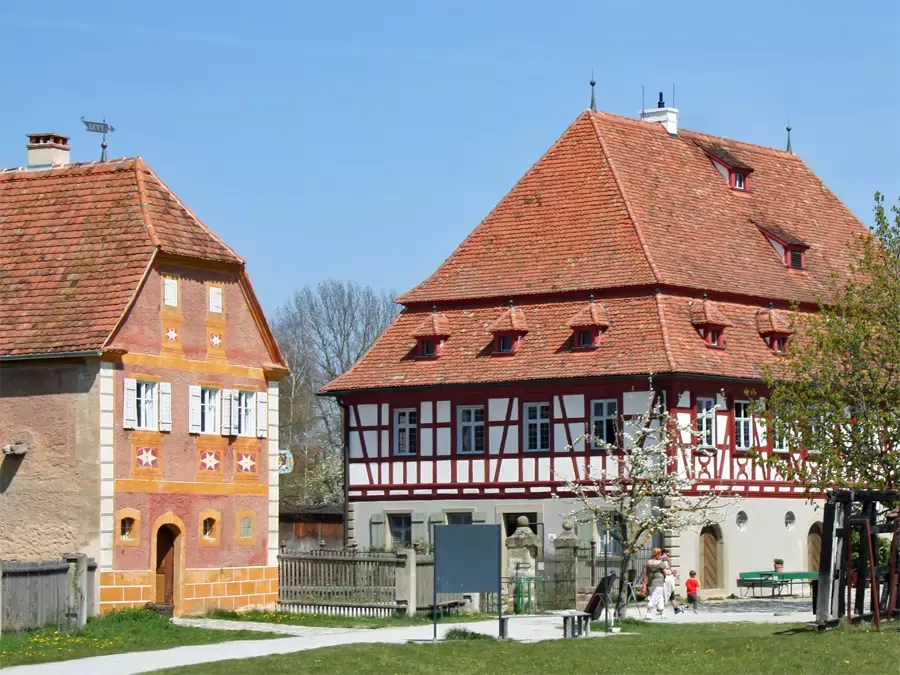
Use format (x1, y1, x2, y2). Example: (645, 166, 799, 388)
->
(237, 453, 256, 473)
(200, 451, 220, 471)
(210, 334, 222, 347)
(136, 447, 158, 468)
(166, 328, 178, 341)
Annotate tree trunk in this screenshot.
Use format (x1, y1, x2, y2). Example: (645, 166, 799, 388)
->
(614, 556, 633, 620)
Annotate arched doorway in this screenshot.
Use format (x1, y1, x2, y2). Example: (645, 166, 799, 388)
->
(155, 524, 180, 605)
(807, 522, 823, 572)
(699, 525, 722, 589)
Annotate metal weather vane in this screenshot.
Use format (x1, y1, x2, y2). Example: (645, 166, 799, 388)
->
(81, 117, 115, 161)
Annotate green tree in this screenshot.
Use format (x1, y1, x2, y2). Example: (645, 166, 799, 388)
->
(760, 194, 900, 491)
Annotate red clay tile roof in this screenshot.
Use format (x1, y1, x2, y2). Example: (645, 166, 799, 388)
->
(0, 158, 243, 357)
(412, 312, 452, 337)
(693, 140, 754, 172)
(327, 109, 865, 392)
(756, 307, 793, 335)
(689, 297, 733, 327)
(488, 306, 529, 333)
(755, 222, 808, 247)
(566, 301, 610, 329)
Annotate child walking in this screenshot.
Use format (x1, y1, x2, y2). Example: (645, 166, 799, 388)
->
(684, 570, 700, 614)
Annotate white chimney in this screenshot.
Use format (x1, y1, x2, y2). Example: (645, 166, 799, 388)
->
(26, 133, 70, 169)
(640, 92, 678, 136)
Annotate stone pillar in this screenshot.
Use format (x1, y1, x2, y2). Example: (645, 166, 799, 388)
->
(64, 553, 89, 630)
(554, 521, 579, 609)
(506, 516, 539, 611)
(394, 548, 417, 617)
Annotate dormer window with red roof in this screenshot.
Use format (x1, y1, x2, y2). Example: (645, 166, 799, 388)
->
(757, 304, 792, 355)
(412, 307, 451, 359)
(696, 141, 754, 191)
(690, 295, 732, 349)
(755, 223, 809, 270)
(489, 301, 528, 356)
(567, 295, 610, 350)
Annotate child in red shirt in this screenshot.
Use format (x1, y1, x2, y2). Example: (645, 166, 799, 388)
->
(684, 570, 700, 614)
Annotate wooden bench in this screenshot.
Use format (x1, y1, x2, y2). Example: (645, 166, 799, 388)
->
(561, 611, 591, 638)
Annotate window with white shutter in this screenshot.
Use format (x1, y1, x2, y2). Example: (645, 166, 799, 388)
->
(189, 385, 202, 434)
(256, 392, 268, 438)
(200, 387, 220, 434)
(208, 286, 223, 314)
(236, 391, 254, 437)
(163, 277, 178, 308)
(220, 389, 233, 436)
(231, 390, 242, 435)
(123, 378, 137, 429)
(159, 382, 172, 432)
(135, 381, 157, 431)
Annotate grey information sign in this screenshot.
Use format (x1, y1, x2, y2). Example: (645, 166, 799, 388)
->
(433, 524, 502, 639)
(434, 524, 501, 593)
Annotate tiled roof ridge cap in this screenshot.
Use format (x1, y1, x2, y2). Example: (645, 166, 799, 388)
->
(654, 291, 678, 371)
(0, 156, 138, 176)
(680, 128, 799, 158)
(132, 158, 161, 248)
(138, 160, 244, 265)
(589, 113, 662, 284)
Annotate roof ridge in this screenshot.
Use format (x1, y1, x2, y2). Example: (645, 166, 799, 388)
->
(680, 129, 799, 158)
(132, 158, 161, 248)
(590, 114, 662, 284)
(0, 157, 139, 176)
(138, 160, 244, 265)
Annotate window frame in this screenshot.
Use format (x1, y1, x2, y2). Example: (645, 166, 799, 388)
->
(457, 405, 485, 455)
(523, 402, 551, 452)
(445, 511, 474, 526)
(697, 397, 716, 448)
(576, 329, 594, 349)
(497, 334, 514, 353)
(235, 508, 256, 545)
(199, 387, 220, 435)
(135, 381, 158, 431)
(235, 390, 256, 437)
(115, 508, 141, 547)
(162, 276, 179, 308)
(387, 513, 413, 549)
(590, 399, 618, 450)
(199, 508, 221, 547)
(421, 339, 435, 357)
(734, 400, 752, 451)
(394, 408, 418, 456)
(208, 285, 224, 314)
(733, 172, 745, 190)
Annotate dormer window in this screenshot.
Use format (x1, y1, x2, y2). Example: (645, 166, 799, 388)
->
(412, 308, 451, 359)
(755, 223, 808, 270)
(696, 141, 754, 191)
(757, 304, 792, 355)
(567, 295, 609, 351)
(690, 295, 732, 350)
(489, 301, 528, 356)
(789, 249, 804, 269)
(733, 172, 745, 190)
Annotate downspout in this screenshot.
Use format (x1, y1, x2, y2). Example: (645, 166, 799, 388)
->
(337, 397, 350, 548)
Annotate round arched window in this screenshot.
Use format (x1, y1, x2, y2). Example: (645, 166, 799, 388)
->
(784, 511, 796, 530)
(736, 511, 748, 531)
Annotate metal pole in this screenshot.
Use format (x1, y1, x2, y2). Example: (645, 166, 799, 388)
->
(498, 525, 503, 638)
(604, 526, 610, 633)
(433, 531, 438, 642)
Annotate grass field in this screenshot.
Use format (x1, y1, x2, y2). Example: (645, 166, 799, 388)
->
(205, 608, 495, 629)
(0, 608, 276, 668)
(157, 620, 900, 675)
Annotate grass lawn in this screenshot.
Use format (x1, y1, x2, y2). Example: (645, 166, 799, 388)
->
(0, 608, 277, 668)
(157, 620, 900, 675)
(205, 608, 497, 629)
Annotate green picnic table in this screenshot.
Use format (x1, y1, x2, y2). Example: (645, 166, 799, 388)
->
(737, 570, 818, 599)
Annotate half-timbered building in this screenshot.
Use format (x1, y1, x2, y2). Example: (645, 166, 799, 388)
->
(323, 99, 865, 595)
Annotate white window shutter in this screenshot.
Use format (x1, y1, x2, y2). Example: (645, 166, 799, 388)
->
(231, 390, 240, 434)
(256, 391, 268, 438)
(209, 286, 223, 313)
(123, 378, 137, 429)
(159, 382, 172, 432)
(163, 277, 178, 307)
(189, 385, 202, 434)
(221, 389, 233, 436)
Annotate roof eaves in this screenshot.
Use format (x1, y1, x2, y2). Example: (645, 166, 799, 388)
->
(589, 114, 662, 285)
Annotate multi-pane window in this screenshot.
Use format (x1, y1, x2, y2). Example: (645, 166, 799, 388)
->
(697, 397, 716, 448)
(734, 401, 752, 450)
(135, 381, 157, 430)
(590, 399, 618, 449)
(394, 409, 418, 456)
(734, 172, 745, 190)
(236, 391, 255, 436)
(200, 387, 220, 434)
(524, 403, 550, 452)
(773, 431, 789, 453)
(458, 406, 485, 454)
(497, 335, 513, 353)
(446, 512, 473, 525)
(239, 517, 253, 539)
(388, 514, 412, 547)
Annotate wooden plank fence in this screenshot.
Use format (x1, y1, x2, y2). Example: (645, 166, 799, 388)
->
(1, 557, 97, 632)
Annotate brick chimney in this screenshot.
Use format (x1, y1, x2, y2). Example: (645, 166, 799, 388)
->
(640, 92, 678, 136)
(26, 133, 70, 169)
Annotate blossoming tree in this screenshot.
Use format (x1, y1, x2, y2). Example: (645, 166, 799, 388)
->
(556, 393, 735, 619)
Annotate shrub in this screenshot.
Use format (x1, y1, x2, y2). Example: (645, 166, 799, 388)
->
(443, 628, 494, 641)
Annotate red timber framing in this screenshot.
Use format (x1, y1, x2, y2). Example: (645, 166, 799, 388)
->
(339, 378, 817, 502)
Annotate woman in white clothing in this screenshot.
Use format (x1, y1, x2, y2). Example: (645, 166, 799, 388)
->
(642, 548, 667, 619)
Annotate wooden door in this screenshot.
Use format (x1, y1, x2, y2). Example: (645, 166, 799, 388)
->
(699, 526, 719, 588)
(807, 523, 823, 572)
(156, 525, 176, 604)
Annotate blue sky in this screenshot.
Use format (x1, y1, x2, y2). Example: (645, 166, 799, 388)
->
(2, 1, 898, 314)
